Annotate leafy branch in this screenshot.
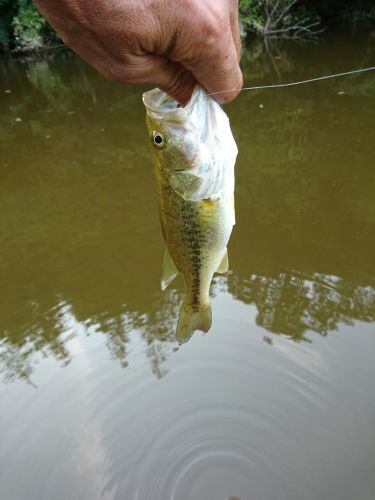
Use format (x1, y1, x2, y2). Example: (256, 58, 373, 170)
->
(240, 0, 324, 40)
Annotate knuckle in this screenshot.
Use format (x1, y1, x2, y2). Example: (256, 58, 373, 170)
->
(203, 11, 227, 42)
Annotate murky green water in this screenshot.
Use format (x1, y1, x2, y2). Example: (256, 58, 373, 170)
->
(1, 29, 374, 500)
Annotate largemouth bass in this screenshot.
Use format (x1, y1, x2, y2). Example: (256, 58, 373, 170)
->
(143, 86, 238, 343)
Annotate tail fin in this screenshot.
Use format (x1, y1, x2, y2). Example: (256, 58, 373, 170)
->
(176, 300, 212, 345)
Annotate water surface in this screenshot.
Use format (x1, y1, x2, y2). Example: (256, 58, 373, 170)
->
(0, 29, 375, 500)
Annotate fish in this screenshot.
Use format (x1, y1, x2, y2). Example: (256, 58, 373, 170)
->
(143, 86, 238, 344)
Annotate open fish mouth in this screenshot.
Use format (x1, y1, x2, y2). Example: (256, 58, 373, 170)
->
(142, 88, 178, 111)
(142, 86, 205, 124)
(142, 88, 184, 122)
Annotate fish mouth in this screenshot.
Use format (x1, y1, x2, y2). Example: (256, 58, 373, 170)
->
(142, 86, 203, 123)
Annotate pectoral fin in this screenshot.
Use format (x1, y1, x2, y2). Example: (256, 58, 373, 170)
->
(161, 248, 179, 291)
(170, 171, 203, 201)
(215, 248, 229, 274)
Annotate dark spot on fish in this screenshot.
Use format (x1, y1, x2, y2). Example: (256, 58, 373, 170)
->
(191, 277, 201, 308)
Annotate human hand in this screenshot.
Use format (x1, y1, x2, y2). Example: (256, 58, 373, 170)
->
(33, 0, 242, 105)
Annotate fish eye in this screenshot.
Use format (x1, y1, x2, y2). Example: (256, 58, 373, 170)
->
(152, 131, 165, 148)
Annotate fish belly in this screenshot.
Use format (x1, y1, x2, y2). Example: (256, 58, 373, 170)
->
(160, 187, 233, 310)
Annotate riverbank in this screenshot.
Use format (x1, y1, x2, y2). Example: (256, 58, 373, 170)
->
(1, 0, 374, 55)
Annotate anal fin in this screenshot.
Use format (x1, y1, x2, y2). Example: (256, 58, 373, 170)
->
(215, 248, 229, 274)
(161, 248, 179, 290)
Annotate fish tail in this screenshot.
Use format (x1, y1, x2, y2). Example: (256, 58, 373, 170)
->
(176, 300, 212, 345)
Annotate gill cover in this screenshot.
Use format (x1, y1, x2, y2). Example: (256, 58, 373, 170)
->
(143, 86, 238, 203)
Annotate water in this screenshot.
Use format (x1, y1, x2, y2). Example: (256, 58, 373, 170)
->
(1, 29, 375, 500)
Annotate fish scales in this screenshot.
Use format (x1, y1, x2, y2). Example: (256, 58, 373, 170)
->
(143, 86, 238, 343)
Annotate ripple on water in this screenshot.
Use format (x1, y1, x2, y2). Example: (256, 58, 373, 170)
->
(116, 360, 324, 500)
(90, 311, 334, 500)
(0, 298, 343, 500)
(124, 404, 285, 500)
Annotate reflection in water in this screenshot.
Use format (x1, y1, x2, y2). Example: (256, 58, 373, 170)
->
(0, 30, 375, 383)
(228, 272, 375, 341)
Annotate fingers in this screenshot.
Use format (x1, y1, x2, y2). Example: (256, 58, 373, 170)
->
(111, 54, 197, 106)
(170, 0, 243, 104)
(141, 57, 197, 106)
(184, 27, 243, 104)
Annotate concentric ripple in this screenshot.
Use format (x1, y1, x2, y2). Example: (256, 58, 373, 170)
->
(113, 329, 330, 500)
(123, 402, 287, 500)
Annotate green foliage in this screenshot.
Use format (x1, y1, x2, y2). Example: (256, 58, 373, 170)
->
(12, 0, 45, 50)
(0, 0, 16, 49)
(239, 0, 321, 38)
(0, 0, 57, 52)
(239, 0, 375, 37)
(239, 0, 264, 30)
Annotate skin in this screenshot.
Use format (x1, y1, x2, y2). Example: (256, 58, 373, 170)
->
(33, 0, 243, 105)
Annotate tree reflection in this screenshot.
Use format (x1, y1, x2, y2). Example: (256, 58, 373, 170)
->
(227, 272, 375, 341)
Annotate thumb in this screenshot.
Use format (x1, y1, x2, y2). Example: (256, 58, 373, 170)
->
(183, 26, 243, 104)
(153, 59, 197, 106)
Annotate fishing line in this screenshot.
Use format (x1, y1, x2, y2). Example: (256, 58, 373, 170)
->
(207, 66, 375, 96)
